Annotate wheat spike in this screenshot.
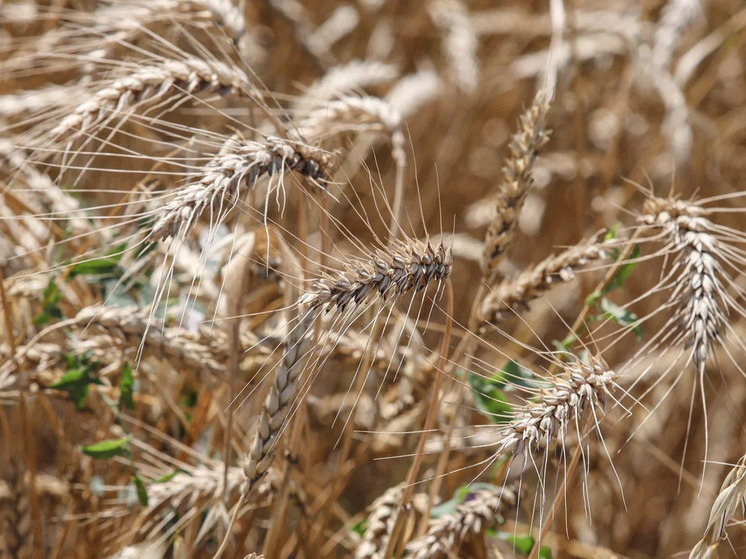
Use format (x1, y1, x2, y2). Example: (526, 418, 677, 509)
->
(404, 485, 518, 559)
(300, 240, 452, 314)
(481, 91, 551, 284)
(0, 463, 33, 558)
(479, 235, 614, 325)
(492, 356, 617, 463)
(689, 452, 746, 558)
(241, 311, 316, 491)
(429, 0, 480, 94)
(355, 484, 404, 559)
(150, 135, 333, 242)
(640, 197, 728, 380)
(50, 57, 254, 141)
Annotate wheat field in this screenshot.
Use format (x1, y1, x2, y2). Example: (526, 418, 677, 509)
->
(1, 0, 746, 557)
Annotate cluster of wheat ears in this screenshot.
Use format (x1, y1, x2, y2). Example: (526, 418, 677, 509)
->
(1, 0, 746, 557)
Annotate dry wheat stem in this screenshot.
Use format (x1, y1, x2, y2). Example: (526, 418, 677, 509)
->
(482, 91, 551, 284)
(405, 485, 518, 559)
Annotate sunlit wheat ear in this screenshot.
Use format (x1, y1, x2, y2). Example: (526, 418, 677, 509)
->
(355, 483, 404, 559)
(241, 240, 451, 491)
(428, 0, 479, 95)
(689, 452, 746, 559)
(149, 134, 334, 242)
(404, 485, 518, 559)
(478, 233, 616, 327)
(638, 197, 730, 382)
(300, 240, 452, 313)
(294, 95, 405, 166)
(48, 57, 256, 143)
(492, 355, 618, 468)
(482, 90, 551, 284)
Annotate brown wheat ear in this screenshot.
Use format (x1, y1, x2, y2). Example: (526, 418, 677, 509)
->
(482, 90, 551, 284)
(150, 135, 334, 242)
(479, 233, 616, 326)
(689, 451, 746, 559)
(50, 57, 255, 142)
(404, 485, 518, 559)
(300, 239, 452, 315)
(492, 355, 618, 466)
(355, 483, 404, 559)
(640, 197, 730, 382)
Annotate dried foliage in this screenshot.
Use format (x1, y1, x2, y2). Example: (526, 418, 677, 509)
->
(2, 1, 746, 558)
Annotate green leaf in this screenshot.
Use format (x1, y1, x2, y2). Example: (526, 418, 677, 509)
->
(603, 223, 619, 242)
(119, 363, 134, 411)
(34, 277, 63, 326)
(153, 469, 181, 484)
(500, 361, 535, 391)
(509, 535, 535, 554)
(604, 244, 640, 293)
(502, 534, 554, 558)
(70, 244, 126, 277)
(351, 519, 367, 537)
(599, 297, 643, 340)
(133, 475, 149, 506)
(468, 372, 513, 424)
(82, 436, 131, 459)
(51, 352, 103, 409)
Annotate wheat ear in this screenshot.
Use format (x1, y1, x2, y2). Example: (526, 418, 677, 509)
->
(299, 240, 452, 314)
(689, 452, 746, 559)
(640, 197, 729, 380)
(50, 57, 254, 141)
(354, 484, 404, 559)
(404, 485, 518, 559)
(479, 234, 614, 325)
(482, 91, 551, 284)
(150, 135, 333, 242)
(493, 356, 617, 463)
